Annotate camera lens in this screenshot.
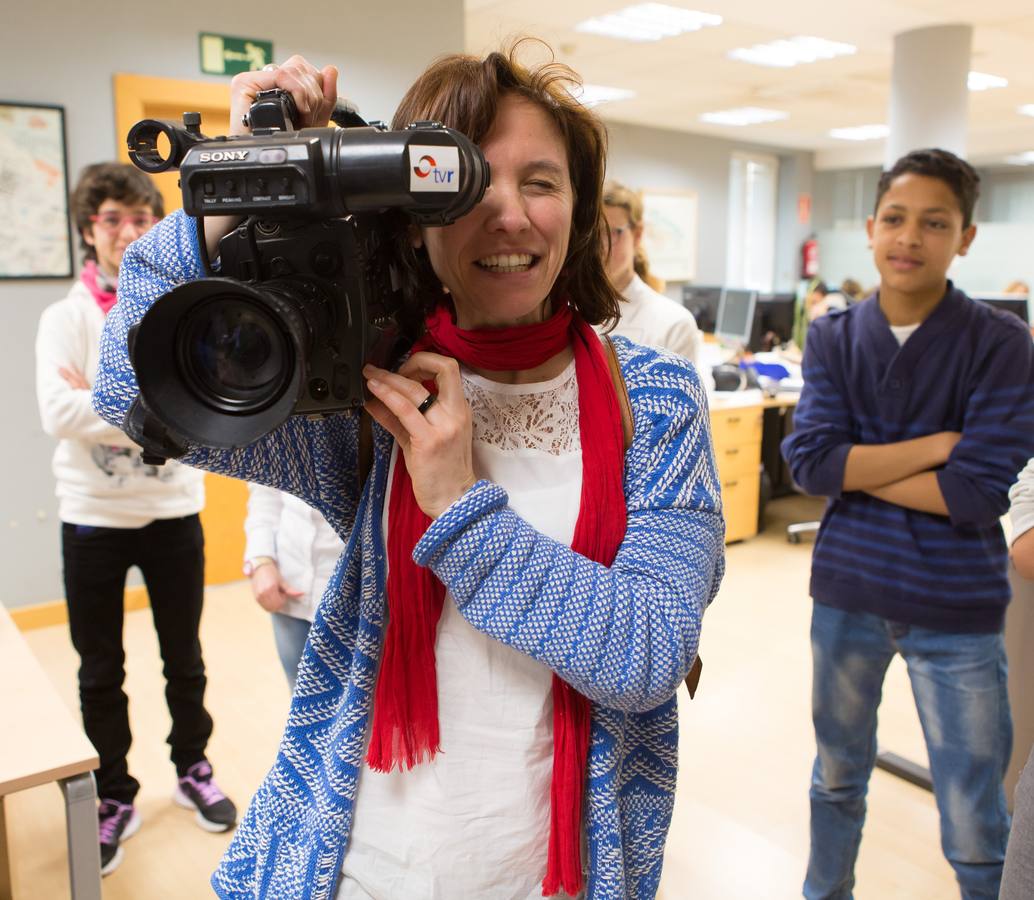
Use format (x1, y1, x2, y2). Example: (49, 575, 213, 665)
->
(179, 296, 293, 411)
(132, 277, 318, 449)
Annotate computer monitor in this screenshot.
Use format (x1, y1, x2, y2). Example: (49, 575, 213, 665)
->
(715, 288, 758, 346)
(753, 293, 797, 350)
(973, 294, 1030, 324)
(681, 285, 722, 333)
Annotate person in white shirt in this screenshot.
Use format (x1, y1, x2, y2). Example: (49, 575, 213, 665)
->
(34, 162, 235, 876)
(1004, 458, 1034, 899)
(602, 180, 702, 366)
(243, 484, 344, 691)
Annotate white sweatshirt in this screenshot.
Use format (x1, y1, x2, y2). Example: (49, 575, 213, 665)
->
(603, 274, 702, 367)
(244, 484, 344, 622)
(35, 279, 204, 527)
(1009, 457, 1034, 544)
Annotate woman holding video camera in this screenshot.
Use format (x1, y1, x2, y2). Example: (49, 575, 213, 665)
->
(94, 46, 723, 900)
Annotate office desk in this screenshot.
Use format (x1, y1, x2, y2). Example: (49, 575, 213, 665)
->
(710, 391, 798, 543)
(0, 604, 100, 900)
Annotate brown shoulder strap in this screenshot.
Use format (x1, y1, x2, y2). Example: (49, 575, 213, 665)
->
(602, 335, 634, 453)
(601, 334, 703, 701)
(358, 410, 373, 488)
(685, 655, 703, 699)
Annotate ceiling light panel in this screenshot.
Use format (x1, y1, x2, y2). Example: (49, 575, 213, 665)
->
(1005, 151, 1034, 166)
(728, 35, 856, 68)
(575, 3, 722, 43)
(571, 84, 637, 107)
(1019, 105, 1034, 118)
(699, 107, 788, 126)
(968, 71, 1008, 91)
(829, 124, 889, 141)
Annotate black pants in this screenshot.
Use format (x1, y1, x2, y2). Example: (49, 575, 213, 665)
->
(61, 514, 213, 803)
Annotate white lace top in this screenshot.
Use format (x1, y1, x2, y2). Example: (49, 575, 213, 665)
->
(338, 360, 583, 900)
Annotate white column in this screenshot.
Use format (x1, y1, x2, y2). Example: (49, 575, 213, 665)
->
(886, 25, 972, 167)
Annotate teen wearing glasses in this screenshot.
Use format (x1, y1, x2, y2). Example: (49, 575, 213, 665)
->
(34, 163, 237, 876)
(601, 181, 702, 367)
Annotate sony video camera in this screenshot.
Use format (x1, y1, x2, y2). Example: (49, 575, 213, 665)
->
(123, 89, 489, 460)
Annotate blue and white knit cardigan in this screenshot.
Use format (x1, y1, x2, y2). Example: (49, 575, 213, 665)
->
(94, 211, 725, 899)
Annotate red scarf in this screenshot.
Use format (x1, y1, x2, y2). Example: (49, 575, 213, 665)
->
(366, 300, 628, 896)
(81, 261, 118, 315)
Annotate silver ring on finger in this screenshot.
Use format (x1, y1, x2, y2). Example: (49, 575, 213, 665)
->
(417, 393, 437, 415)
(262, 63, 279, 71)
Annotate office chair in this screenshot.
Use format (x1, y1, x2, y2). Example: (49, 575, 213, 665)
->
(786, 457, 819, 544)
(787, 519, 819, 543)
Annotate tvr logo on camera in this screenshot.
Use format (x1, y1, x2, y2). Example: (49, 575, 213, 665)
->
(409, 145, 460, 193)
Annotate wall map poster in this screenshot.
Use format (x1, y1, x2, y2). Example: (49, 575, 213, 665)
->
(0, 102, 73, 279)
(641, 189, 699, 283)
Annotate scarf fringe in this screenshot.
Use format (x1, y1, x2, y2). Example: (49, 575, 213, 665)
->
(368, 524, 445, 772)
(542, 677, 591, 896)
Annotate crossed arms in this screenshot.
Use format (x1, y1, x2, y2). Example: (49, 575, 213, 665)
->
(842, 432, 958, 516)
(782, 316, 1034, 527)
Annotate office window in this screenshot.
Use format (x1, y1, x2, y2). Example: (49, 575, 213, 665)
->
(726, 152, 778, 291)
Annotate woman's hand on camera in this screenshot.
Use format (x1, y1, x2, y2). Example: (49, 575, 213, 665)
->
(230, 55, 338, 136)
(363, 354, 477, 519)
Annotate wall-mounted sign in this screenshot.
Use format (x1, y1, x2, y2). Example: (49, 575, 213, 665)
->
(199, 33, 273, 76)
(798, 192, 812, 226)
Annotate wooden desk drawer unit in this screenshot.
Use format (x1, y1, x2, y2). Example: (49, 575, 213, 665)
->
(720, 470, 762, 544)
(714, 439, 761, 481)
(710, 405, 763, 543)
(710, 406, 763, 448)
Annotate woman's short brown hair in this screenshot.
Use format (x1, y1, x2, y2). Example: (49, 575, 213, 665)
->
(388, 40, 621, 335)
(70, 162, 163, 262)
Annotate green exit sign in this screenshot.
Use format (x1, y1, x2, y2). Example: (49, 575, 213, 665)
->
(199, 33, 274, 76)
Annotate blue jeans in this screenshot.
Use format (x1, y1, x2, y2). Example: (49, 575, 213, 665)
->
(805, 603, 1011, 900)
(271, 612, 311, 693)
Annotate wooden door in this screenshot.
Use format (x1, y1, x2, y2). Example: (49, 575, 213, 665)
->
(114, 74, 232, 213)
(114, 74, 247, 585)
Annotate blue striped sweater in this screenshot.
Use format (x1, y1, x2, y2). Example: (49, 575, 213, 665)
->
(782, 285, 1034, 633)
(92, 211, 725, 898)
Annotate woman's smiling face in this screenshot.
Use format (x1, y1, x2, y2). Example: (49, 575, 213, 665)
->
(416, 93, 574, 329)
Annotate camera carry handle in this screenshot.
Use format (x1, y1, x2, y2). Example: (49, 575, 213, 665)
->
(246, 89, 372, 134)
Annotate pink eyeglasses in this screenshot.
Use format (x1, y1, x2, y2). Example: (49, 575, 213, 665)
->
(88, 212, 159, 233)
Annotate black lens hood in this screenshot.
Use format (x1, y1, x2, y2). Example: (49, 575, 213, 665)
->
(131, 279, 301, 449)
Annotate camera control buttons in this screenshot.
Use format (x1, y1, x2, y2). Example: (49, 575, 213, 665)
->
(259, 148, 289, 164)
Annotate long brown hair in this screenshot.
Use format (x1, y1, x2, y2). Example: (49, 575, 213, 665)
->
(388, 40, 621, 336)
(602, 180, 664, 293)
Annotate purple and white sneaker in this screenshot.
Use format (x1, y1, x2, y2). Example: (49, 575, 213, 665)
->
(98, 798, 141, 876)
(173, 760, 237, 832)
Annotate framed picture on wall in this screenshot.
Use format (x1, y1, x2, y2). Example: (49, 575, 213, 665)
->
(0, 101, 73, 279)
(640, 189, 699, 283)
